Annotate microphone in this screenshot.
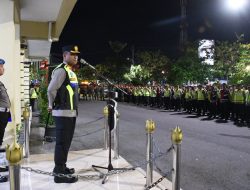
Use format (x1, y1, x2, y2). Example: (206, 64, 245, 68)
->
(80, 58, 96, 70)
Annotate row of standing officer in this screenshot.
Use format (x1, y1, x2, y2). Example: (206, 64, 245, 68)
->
(115, 83, 250, 123)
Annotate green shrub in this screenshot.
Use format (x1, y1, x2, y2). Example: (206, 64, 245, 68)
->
(37, 80, 54, 126)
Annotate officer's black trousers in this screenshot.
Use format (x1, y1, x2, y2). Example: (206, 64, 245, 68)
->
(54, 116, 76, 169)
(0, 112, 9, 146)
(245, 105, 250, 123)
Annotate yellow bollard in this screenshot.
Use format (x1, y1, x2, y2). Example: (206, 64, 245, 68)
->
(103, 106, 108, 117)
(145, 119, 156, 133)
(6, 127, 23, 190)
(171, 126, 183, 190)
(22, 106, 30, 120)
(171, 126, 183, 144)
(145, 119, 156, 186)
(6, 142, 23, 165)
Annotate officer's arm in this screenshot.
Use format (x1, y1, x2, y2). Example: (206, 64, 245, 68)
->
(47, 68, 66, 110)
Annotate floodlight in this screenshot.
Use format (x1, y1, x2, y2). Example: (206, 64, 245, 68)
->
(226, 0, 247, 11)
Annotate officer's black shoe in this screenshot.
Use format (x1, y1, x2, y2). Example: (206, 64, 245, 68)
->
(54, 175, 78, 183)
(0, 166, 9, 172)
(0, 175, 8, 183)
(65, 167, 75, 174)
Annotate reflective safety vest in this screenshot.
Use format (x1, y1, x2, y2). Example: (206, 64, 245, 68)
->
(138, 89, 143, 96)
(134, 88, 139, 96)
(164, 88, 170, 97)
(53, 63, 78, 110)
(245, 90, 250, 105)
(233, 90, 244, 104)
(174, 89, 181, 99)
(144, 88, 150, 97)
(191, 90, 197, 100)
(185, 91, 192, 100)
(229, 91, 234, 102)
(30, 88, 38, 99)
(150, 89, 156, 97)
(197, 89, 205, 100)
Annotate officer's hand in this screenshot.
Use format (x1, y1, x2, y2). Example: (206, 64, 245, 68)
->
(47, 107, 52, 113)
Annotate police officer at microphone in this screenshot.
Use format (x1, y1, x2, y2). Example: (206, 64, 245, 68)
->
(47, 45, 80, 183)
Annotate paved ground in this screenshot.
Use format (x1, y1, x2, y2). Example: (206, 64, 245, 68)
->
(30, 100, 250, 190)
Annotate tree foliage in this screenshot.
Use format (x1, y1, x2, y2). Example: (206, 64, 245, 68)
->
(169, 42, 210, 84)
(213, 41, 241, 80)
(135, 50, 171, 83)
(77, 66, 96, 81)
(124, 65, 151, 85)
(97, 56, 130, 83)
(230, 43, 250, 84)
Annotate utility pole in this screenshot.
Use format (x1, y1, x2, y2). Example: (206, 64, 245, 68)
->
(180, 0, 188, 52)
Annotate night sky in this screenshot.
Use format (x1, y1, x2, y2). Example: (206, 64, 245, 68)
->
(51, 0, 250, 64)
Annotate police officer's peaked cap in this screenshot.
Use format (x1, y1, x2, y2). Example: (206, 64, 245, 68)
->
(0, 58, 5, 64)
(62, 45, 80, 54)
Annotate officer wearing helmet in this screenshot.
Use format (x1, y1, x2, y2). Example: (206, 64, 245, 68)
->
(0, 58, 11, 183)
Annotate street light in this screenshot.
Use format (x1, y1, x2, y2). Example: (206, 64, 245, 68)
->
(226, 0, 248, 12)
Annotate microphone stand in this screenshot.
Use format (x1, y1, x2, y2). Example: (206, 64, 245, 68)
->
(80, 59, 127, 96)
(80, 59, 132, 184)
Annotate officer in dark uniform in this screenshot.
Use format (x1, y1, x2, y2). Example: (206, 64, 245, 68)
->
(47, 45, 80, 183)
(0, 58, 11, 183)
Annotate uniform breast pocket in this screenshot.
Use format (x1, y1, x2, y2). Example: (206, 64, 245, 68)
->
(0, 84, 7, 98)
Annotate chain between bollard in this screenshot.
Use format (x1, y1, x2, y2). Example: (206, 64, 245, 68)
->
(145, 170, 171, 190)
(132, 145, 173, 170)
(21, 166, 103, 180)
(152, 137, 163, 155)
(21, 144, 174, 182)
(22, 166, 135, 180)
(144, 143, 174, 190)
(153, 137, 174, 155)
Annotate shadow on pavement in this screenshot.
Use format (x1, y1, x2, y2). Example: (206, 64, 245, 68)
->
(218, 133, 250, 140)
(201, 117, 214, 121)
(185, 115, 200, 119)
(215, 119, 228, 123)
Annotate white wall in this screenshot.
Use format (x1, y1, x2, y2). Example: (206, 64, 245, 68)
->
(0, 0, 22, 145)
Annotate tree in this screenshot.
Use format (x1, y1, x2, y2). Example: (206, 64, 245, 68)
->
(135, 50, 171, 83)
(169, 42, 210, 85)
(78, 66, 96, 81)
(95, 56, 129, 83)
(213, 41, 241, 80)
(230, 43, 250, 84)
(95, 41, 130, 83)
(124, 64, 151, 85)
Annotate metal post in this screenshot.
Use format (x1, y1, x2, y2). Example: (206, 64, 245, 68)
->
(6, 132, 23, 190)
(171, 126, 183, 190)
(23, 107, 30, 158)
(103, 106, 109, 150)
(9, 164, 21, 190)
(145, 120, 156, 187)
(28, 106, 32, 135)
(114, 112, 120, 159)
